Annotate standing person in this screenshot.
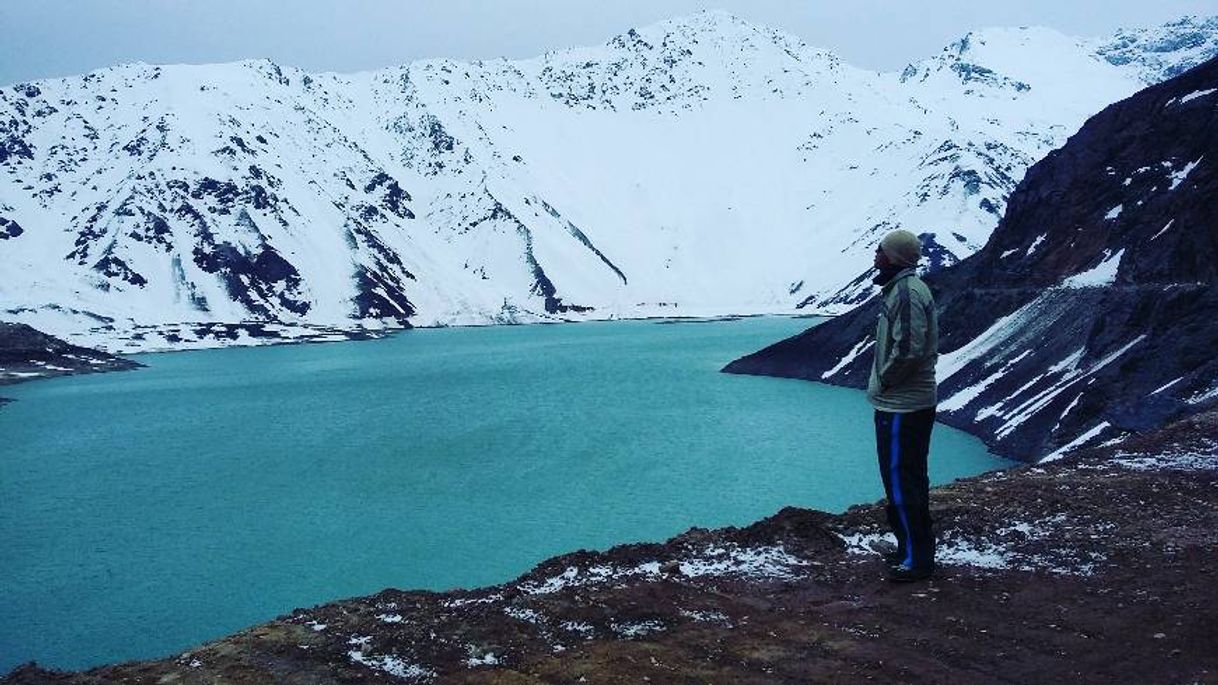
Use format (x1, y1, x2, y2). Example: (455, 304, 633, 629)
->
(868, 230, 939, 582)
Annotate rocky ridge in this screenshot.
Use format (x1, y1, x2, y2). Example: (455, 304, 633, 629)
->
(0, 322, 141, 401)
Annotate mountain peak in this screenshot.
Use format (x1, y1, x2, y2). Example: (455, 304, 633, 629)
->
(635, 8, 753, 34)
(1092, 14, 1218, 83)
(897, 24, 1123, 100)
(609, 9, 842, 65)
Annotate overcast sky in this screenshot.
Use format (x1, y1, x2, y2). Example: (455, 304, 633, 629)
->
(2, 0, 1216, 85)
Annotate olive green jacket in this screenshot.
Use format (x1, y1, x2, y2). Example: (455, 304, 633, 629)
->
(866, 268, 938, 413)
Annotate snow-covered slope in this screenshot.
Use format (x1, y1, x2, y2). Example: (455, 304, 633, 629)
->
(1, 11, 1215, 351)
(1090, 15, 1218, 83)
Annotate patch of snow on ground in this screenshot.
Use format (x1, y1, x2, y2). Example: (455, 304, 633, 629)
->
(990, 336, 1142, 441)
(349, 650, 435, 681)
(1151, 377, 1184, 395)
(635, 561, 663, 577)
(1040, 421, 1113, 462)
(1061, 249, 1124, 288)
(995, 513, 1067, 540)
(504, 606, 545, 624)
(838, 531, 897, 556)
(377, 613, 404, 623)
(611, 620, 666, 638)
(519, 545, 809, 594)
(821, 338, 874, 380)
(1150, 219, 1175, 241)
(518, 567, 583, 594)
(843, 515, 1104, 576)
(936, 539, 1013, 569)
(1053, 391, 1085, 431)
(442, 593, 504, 608)
(560, 621, 596, 639)
(1187, 383, 1218, 405)
(1048, 348, 1086, 374)
(465, 650, 501, 667)
(676, 545, 810, 580)
(1177, 87, 1217, 104)
(1026, 234, 1047, 256)
(940, 515, 1104, 576)
(940, 349, 1032, 412)
(938, 302, 1036, 381)
(679, 609, 731, 624)
(1169, 156, 1203, 190)
(1104, 204, 1123, 220)
(1109, 451, 1218, 471)
(982, 370, 1058, 427)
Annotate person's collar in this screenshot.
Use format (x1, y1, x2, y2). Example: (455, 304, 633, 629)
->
(873, 265, 917, 289)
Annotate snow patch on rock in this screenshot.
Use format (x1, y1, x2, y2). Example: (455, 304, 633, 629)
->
(517, 544, 810, 595)
(1168, 156, 1203, 190)
(1061, 249, 1124, 288)
(349, 650, 435, 681)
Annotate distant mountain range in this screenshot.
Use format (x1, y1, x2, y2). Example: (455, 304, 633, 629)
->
(726, 55, 1218, 461)
(2, 12, 1216, 351)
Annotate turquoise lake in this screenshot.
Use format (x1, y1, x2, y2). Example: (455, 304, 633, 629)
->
(0, 317, 1008, 672)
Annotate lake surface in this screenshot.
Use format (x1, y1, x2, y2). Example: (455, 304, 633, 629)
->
(0, 317, 1008, 672)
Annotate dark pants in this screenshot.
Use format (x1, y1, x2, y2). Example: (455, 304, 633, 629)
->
(874, 408, 936, 570)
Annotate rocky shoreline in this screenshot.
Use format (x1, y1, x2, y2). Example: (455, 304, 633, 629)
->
(0, 323, 143, 403)
(0, 313, 814, 407)
(7, 411, 1214, 684)
(0, 320, 394, 407)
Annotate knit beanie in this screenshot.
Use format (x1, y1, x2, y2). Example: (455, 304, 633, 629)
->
(880, 230, 922, 268)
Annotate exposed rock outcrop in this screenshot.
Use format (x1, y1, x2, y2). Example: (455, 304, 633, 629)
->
(726, 57, 1218, 461)
(0, 322, 142, 400)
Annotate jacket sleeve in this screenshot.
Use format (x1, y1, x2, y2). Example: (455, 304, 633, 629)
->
(878, 285, 931, 389)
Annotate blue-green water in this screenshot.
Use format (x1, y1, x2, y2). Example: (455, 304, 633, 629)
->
(0, 317, 1007, 672)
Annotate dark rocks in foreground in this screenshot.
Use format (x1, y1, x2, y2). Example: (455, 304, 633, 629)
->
(5, 411, 1216, 683)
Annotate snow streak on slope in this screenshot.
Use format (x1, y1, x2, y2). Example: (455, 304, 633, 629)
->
(1, 11, 1214, 351)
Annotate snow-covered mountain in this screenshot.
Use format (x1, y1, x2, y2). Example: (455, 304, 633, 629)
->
(2, 11, 1215, 351)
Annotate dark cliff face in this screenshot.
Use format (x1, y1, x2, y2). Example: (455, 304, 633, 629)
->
(726, 57, 1218, 461)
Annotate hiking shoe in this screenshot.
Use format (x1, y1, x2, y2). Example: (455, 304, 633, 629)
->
(888, 564, 934, 583)
(882, 551, 906, 568)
